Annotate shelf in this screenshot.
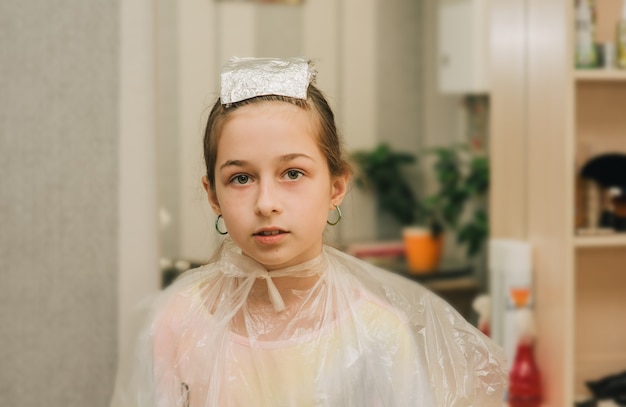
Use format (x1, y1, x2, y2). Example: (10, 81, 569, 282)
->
(574, 234, 626, 248)
(574, 69, 626, 81)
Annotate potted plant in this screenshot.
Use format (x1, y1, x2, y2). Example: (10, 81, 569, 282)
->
(421, 144, 489, 258)
(351, 142, 489, 273)
(351, 143, 419, 226)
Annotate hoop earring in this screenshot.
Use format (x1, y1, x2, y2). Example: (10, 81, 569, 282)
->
(327, 205, 342, 226)
(215, 214, 228, 235)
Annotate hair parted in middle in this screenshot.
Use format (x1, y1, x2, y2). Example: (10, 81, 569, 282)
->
(202, 85, 352, 191)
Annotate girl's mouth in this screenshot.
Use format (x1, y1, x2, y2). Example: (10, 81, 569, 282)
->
(253, 229, 288, 244)
(256, 230, 283, 236)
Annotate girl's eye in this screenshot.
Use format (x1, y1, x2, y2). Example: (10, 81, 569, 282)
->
(285, 170, 303, 180)
(231, 174, 250, 185)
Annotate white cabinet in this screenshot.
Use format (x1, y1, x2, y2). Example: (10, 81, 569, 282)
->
(437, 0, 490, 94)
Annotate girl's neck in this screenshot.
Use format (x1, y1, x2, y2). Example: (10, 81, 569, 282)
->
(259, 273, 321, 293)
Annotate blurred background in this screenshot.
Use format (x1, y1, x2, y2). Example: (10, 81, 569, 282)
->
(2, 0, 625, 406)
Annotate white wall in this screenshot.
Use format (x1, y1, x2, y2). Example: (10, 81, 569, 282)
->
(115, 1, 161, 403)
(0, 1, 128, 406)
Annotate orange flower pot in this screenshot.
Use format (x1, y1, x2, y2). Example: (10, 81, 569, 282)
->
(403, 227, 443, 274)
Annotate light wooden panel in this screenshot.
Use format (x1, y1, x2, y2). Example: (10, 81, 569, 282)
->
(594, 0, 623, 43)
(576, 81, 626, 156)
(526, 0, 574, 405)
(491, 0, 626, 405)
(489, 0, 528, 239)
(574, 248, 626, 397)
(575, 235, 626, 247)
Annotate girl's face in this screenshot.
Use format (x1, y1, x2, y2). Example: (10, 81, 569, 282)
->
(203, 101, 348, 271)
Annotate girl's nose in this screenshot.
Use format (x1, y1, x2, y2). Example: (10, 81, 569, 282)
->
(255, 180, 282, 216)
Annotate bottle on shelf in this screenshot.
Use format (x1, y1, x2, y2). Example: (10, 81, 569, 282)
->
(576, 0, 598, 68)
(618, 0, 626, 68)
(508, 308, 542, 407)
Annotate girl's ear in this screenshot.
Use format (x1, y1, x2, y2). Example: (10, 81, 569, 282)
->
(329, 172, 350, 209)
(201, 176, 221, 215)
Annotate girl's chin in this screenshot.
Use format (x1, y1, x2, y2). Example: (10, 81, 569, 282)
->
(238, 239, 323, 270)
(241, 251, 302, 271)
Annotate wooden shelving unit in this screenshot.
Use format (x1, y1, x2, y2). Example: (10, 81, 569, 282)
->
(572, 66, 626, 400)
(575, 234, 626, 248)
(491, 1, 626, 405)
(574, 69, 626, 81)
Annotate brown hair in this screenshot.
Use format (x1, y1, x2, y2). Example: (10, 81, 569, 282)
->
(203, 85, 351, 190)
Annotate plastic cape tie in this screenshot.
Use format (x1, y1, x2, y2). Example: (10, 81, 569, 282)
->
(111, 241, 508, 407)
(220, 57, 317, 105)
(219, 248, 324, 313)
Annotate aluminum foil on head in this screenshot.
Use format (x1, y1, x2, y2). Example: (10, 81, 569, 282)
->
(220, 57, 316, 105)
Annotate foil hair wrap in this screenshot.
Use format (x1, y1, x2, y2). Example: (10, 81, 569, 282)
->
(111, 239, 508, 406)
(220, 57, 316, 105)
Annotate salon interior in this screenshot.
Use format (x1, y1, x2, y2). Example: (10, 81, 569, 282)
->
(2, 0, 626, 406)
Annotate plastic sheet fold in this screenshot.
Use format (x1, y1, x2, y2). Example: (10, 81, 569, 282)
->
(112, 239, 507, 406)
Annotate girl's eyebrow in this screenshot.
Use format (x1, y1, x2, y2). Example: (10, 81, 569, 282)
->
(219, 160, 247, 171)
(219, 154, 315, 171)
(278, 153, 315, 163)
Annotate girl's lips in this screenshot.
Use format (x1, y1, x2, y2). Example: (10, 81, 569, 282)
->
(255, 230, 283, 236)
(253, 229, 288, 244)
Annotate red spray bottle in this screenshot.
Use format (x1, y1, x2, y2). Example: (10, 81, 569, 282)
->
(508, 308, 542, 407)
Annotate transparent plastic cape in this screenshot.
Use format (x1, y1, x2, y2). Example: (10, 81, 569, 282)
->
(112, 239, 507, 407)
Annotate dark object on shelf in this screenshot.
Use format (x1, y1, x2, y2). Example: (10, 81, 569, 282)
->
(375, 258, 471, 282)
(162, 267, 183, 288)
(580, 153, 626, 189)
(161, 261, 202, 289)
(616, 193, 626, 231)
(586, 370, 626, 405)
(616, 215, 626, 232)
(599, 209, 616, 229)
(596, 186, 626, 232)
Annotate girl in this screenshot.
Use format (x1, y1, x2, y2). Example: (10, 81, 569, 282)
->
(121, 57, 506, 406)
